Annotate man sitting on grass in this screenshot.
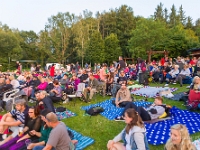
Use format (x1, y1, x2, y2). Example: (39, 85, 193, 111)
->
(115, 96, 165, 121)
(0, 99, 28, 145)
(112, 83, 132, 107)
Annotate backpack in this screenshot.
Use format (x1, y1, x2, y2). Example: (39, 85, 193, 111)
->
(56, 107, 66, 112)
(86, 106, 104, 116)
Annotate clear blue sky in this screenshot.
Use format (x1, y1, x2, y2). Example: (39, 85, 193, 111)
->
(0, 0, 199, 33)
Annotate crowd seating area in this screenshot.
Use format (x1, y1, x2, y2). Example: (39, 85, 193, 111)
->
(0, 56, 200, 149)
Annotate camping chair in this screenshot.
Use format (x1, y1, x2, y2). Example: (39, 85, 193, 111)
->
(2, 88, 20, 111)
(67, 83, 86, 106)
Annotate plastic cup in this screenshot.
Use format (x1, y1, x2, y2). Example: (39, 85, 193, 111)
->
(18, 127, 23, 136)
(25, 139, 31, 147)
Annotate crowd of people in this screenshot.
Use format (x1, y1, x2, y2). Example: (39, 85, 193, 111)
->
(0, 55, 199, 149)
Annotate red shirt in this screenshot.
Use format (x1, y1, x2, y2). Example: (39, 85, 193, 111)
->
(188, 89, 200, 108)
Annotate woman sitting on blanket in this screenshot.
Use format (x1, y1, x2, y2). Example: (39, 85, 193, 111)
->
(107, 108, 149, 150)
(187, 84, 200, 110)
(165, 124, 196, 150)
(0, 106, 41, 150)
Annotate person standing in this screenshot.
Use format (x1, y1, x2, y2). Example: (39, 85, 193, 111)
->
(118, 56, 126, 72)
(50, 64, 55, 77)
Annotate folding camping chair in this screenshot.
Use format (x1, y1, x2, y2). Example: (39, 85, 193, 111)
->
(67, 83, 86, 106)
(2, 88, 20, 111)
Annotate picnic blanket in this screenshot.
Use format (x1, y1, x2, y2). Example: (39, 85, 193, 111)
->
(56, 109, 76, 120)
(67, 127, 94, 150)
(127, 84, 143, 90)
(131, 86, 177, 98)
(146, 106, 200, 145)
(169, 92, 186, 101)
(81, 99, 152, 120)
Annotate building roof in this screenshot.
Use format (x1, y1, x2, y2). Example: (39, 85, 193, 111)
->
(187, 48, 200, 52)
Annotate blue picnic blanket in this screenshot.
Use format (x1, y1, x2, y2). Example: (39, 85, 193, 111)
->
(56, 109, 76, 120)
(81, 99, 152, 120)
(67, 127, 94, 150)
(146, 106, 200, 145)
(131, 86, 177, 98)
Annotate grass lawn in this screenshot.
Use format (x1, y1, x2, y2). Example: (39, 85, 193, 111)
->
(2, 83, 200, 150)
(62, 83, 200, 150)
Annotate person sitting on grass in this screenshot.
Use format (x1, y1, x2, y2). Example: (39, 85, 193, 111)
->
(0, 106, 41, 150)
(27, 109, 52, 150)
(173, 64, 191, 87)
(112, 83, 132, 108)
(49, 80, 62, 103)
(187, 84, 200, 110)
(0, 99, 29, 145)
(83, 73, 99, 103)
(115, 96, 165, 121)
(32, 112, 77, 150)
(165, 65, 180, 86)
(165, 124, 196, 150)
(107, 108, 149, 150)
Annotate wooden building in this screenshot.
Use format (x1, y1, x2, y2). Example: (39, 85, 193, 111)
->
(187, 48, 200, 57)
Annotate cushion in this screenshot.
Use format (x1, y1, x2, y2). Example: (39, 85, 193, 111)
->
(159, 112, 167, 119)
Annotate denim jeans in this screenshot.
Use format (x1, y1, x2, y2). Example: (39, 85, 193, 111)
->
(33, 146, 56, 150)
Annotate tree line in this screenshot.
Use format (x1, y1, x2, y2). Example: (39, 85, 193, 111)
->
(0, 3, 200, 70)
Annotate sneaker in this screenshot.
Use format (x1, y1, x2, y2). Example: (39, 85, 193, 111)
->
(115, 116, 125, 121)
(164, 84, 169, 87)
(29, 99, 34, 103)
(173, 82, 177, 85)
(2, 134, 7, 140)
(63, 98, 69, 104)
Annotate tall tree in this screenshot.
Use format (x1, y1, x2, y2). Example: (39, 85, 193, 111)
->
(45, 12, 76, 63)
(19, 30, 39, 60)
(128, 18, 167, 59)
(154, 3, 164, 22)
(178, 5, 186, 26)
(85, 31, 105, 64)
(169, 4, 179, 27)
(115, 5, 135, 57)
(185, 16, 193, 29)
(104, 33, 121, 64)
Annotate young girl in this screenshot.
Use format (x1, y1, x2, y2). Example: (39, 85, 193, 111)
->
(165, 124, 196, 150)
(107, 108, 149, 150)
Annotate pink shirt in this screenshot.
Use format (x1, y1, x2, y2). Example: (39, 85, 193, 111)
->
(100, 68, 107, 81)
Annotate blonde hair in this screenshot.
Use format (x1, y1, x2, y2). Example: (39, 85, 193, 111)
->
(9, 75, 15, 81)
(165, 124, 196, 150)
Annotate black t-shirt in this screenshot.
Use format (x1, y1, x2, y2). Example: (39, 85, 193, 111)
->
(119, 60, 126, 70)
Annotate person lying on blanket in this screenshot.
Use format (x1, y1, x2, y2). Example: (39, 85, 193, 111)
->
(115, 96, 165, 121)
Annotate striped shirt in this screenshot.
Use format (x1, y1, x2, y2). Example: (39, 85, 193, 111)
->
(10, 106, 28, 127)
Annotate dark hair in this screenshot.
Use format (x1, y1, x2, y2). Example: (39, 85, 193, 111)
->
(26, 76, 30, 80)
(40, 109, 51, 117)
(125, 108, 144, 134)
(29, 106, 40, 117)
(53, 79, 59, 85)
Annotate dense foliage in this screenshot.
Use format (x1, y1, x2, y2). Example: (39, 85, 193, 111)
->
(0, 3, 200, 70)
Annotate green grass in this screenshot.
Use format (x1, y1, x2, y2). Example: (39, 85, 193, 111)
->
(2, 83, 200, 150)
(59, 83, 200, 150)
